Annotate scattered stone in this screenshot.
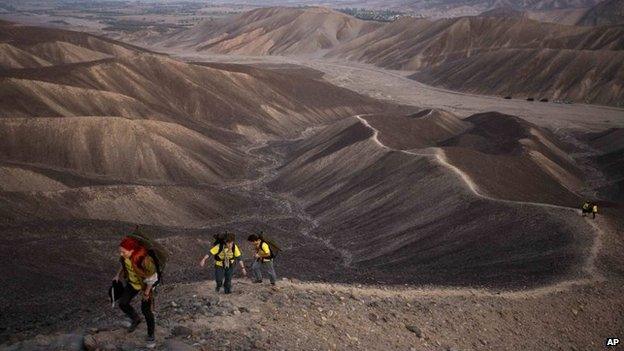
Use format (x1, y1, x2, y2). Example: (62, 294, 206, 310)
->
(368, 313, 378, 322)
(170, 301, 178, 308)
(165, 339, 197, 351)
(405, 325, 423, 338)
(171, 326, 193, 338)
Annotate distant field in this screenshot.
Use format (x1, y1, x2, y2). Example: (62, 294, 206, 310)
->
(0, 0, 253, 36)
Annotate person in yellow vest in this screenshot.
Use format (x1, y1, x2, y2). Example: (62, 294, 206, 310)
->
(592, 203, 599, 219)
(200, 233, 246, 294)
(581, 201, 591, 217)
(113, 236, 158, 348)
(247, 234, 277, 285)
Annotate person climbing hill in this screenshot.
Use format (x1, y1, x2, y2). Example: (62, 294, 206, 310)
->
(248, 233, 278, 286)
(200, 232, 247, 294)
(113, 236, 159, 348)
(592, 203, 599, 219)
(581, 201, 591, 217)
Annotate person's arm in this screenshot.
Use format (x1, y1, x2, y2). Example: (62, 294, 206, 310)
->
(113, 266, 123, 281)
(201, 245, 219, 267)
(239, 260, 247, 276)
(235, 245, 247, 276)
(141, 256, 158, 300)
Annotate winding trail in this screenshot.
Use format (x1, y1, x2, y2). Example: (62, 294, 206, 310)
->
(205, 129, 354, 267)
(194, 113, 606, 297)
(354, 114, 606, 295)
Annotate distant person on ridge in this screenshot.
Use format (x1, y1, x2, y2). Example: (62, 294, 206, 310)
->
(248, 233, 278, 285)
(113, 236, 159, 347)
(200, 233, 247, 294)
(581, 201, 592, 217)
(592, 203, 599, 219)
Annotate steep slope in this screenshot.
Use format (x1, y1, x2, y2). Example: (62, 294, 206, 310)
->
(326, 15, 624, 105)
(0, 56, 387, 140)
(155, 7, 382, 56)
(328, 16, 624, 70)
(24, 41, 112, 65)
(270, 114, 592, 287)
(441, 112, 583, 205)
(577, 0, 624, 25)
(363, 109, 472, 149)
(585, 128, 624, 201)
(0, 21, 145, 57)
(0, 117, 245, 185)
(411, 48, 624, 106)
(0, 43, 51, 69)
(526, 8, 591, 25)
(0, 78, 156, 118)
(0, 166, 68, 192)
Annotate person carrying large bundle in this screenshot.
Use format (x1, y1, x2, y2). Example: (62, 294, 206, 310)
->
(112, 227, 166, 349)
(200, 232, 247, 294)
(247, 232, 279, 286)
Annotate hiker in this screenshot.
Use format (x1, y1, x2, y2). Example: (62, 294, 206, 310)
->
(581, 201, 591, 217)
(113, 236, 158, 347)
(247, 234, 277, 285)
(199, 233, 247, 294)
(592, 203, 599, 219)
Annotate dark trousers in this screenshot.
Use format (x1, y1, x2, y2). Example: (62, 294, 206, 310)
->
(215, 265, 235, 293)
(118, 285, 155, 337)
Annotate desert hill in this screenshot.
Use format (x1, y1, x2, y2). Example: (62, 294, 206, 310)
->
(0, 18, 620, 351)
(148, 7, 624, 106)
(269, 112, 592, 287)
(328, 15, 624, 68)
(585, 128, 624, 201)
(154, 7, 382, 56)
(327, 15, 624, 105)
(577, 0, 624, 25)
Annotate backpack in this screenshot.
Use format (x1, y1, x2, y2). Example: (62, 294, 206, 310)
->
(212, 233, 226, 261)
(258, 231, 280, 259)
(128, 225, 169, 287)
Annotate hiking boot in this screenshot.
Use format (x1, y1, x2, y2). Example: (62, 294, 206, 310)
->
(215, 286, 220, 293)
(127, 318, 141, 333)
(146, 335, 156, 349)
(253, 280, 263, 284)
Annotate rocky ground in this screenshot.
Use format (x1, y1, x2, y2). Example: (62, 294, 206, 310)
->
(3, 265, 623, 351)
